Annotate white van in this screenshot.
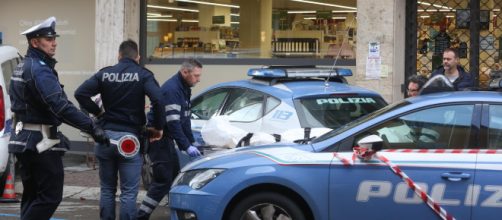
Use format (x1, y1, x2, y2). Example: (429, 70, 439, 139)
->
(0, 45, 20, 192)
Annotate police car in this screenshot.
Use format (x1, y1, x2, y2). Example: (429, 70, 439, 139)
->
(142, 66, 387, 189)
(169, 91, 502, 220)
(191, 65, 387, 145)
(0, 45, 19, 192)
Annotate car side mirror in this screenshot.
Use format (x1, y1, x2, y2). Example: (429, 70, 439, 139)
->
(356, 135, 383, 152)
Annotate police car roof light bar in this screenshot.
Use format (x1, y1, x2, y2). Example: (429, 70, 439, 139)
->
(247, 66, 352, 79)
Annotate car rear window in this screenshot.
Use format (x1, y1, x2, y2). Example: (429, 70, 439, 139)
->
(294, 95, 387, 129)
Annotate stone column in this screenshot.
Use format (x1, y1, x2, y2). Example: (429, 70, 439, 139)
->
(95, 0, 139, 69)
(356, 0, 406, 103)
(239, 0, 272, 58)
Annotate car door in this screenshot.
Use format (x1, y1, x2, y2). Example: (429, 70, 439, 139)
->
(329, 104, 478, 220)
(472, 104, 502, 220)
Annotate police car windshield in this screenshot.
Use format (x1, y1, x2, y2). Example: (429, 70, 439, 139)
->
(294, 95, 387, 130)
(313, 100, 411, 143)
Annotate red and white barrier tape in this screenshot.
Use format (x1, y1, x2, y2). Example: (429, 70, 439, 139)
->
(375, 153, 455, 220)
(334, 147, 456, 220)
(383, 149, 502, 154)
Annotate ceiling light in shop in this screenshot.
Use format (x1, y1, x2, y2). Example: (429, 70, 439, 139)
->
(418, 9, 455, 12)
(147, 4, 199, 12)
(288, 10, 356, 14)
(332, 10, 357, 13)
(176, 0, 239, 8)
(147, 15, 173, 18)
(290, 0, 356, 10)
(230, 21, 239, 24)
(147, 13, 162, 16)
(417, 1, 452, 10)
(148, 18, 176, 22)
(304, 16, 346, 20)
(230, 13, 239, 16)
(288, 10, 316, 14)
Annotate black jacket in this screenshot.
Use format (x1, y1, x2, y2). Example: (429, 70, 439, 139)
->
(431, 65, 475, 91)
(75, 58, 165, 135)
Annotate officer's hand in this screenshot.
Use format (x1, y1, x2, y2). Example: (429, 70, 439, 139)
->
(147, 127, 163, 142)
(186, 145, 202, 157)
(91, 124, 110, 146)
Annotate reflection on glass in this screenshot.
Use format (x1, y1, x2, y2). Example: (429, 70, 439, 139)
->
(145, 0, 357, 59)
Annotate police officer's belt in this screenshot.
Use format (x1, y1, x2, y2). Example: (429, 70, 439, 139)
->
(15, 122, 60, 153)
(21, 123, 58, 132)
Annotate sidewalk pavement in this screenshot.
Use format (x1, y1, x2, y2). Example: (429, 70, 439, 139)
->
(13, 154, 167, 205)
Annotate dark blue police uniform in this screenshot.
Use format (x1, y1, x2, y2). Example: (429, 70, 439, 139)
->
(75, 57, 164, 220)
(9, 17, 108, 220)
(137, 72, 195, 219)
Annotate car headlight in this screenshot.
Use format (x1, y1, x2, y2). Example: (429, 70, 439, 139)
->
(172, 169, 225, 190)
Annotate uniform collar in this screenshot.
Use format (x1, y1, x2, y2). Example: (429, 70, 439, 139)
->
(118, 57, 138, 64)
(176, 72, 191, 89)
(26, 47, 57, 68)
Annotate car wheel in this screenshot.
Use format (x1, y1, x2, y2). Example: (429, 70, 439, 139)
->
(141, 154, 153, 190)
(227, 192, 306, 220)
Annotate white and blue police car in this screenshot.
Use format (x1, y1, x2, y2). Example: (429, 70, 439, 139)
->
(0, 45, 19, 193)
(169, 91, 502, 220)
(143, 66, 387, 189)
(190, 65, 387, 145)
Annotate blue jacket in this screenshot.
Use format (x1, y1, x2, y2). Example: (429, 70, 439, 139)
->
(431, 65, 475, 91)
(9, 47, 95, 152)
(75, 58, 165, 135)
(150, 72, 194, 151)
(10, 47, 94, 131)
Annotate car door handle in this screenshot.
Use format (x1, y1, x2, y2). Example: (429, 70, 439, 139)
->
(441, 172, 471, 181)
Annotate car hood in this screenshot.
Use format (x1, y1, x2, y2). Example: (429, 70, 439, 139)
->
(181, 143, 316, 171)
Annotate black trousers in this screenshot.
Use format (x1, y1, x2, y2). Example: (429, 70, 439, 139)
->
(137, 137, 180, 220)
(16, 150, 64, 220)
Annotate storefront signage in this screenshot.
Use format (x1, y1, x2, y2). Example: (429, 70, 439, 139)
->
(212, 15, 225, 24)
(316, 10, 332, 20)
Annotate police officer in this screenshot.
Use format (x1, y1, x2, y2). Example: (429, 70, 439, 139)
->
(9, 17, 109, 220)
(75, 39, 164, 220)
(137, 58, 202, 219)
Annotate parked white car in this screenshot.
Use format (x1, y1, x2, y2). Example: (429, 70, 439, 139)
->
(0, 45, 20, 192)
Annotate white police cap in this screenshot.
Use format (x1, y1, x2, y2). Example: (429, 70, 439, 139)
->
(21, 16, 60, 39)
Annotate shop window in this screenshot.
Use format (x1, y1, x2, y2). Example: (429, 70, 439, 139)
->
(144, 0, 357, 60)
(415, 0, 502, 89)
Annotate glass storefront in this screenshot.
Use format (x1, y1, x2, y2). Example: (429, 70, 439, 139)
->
(144, 0, 357, 62)
(415, 0, 502, 89)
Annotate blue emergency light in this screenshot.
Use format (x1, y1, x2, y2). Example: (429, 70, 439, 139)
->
(247, 66, 352, 79)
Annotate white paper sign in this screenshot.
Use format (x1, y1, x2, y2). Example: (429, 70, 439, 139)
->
(368, 42, 380, 58)
(365, 57, 381, 79)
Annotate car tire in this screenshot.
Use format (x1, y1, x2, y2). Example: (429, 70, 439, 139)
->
(227, 191, 306, 220)
(141, 153, 153, 190)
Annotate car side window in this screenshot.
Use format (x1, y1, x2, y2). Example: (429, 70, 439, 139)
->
(354, 105, 474, 149)
(191, 89, 229, 120)
(488, 105, 502, 149)
(265, 96, 280, 114)
(222, 89, 265, 122)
